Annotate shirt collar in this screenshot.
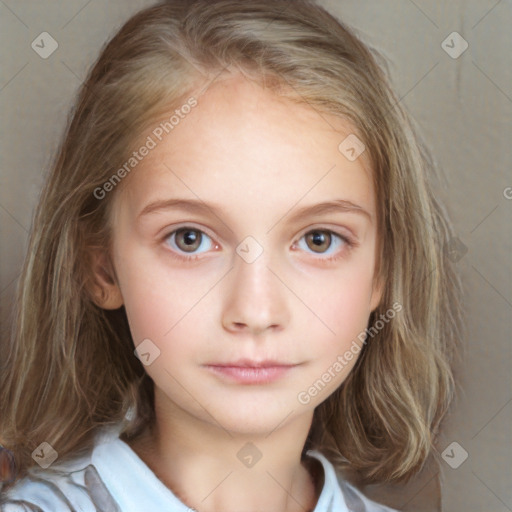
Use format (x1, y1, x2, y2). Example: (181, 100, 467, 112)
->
(91, 428, 349, 512)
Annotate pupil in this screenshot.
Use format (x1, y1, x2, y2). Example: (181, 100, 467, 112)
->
(308, 231, 330, 253)
(183, 231, 197, 245)
(312, 232, 325, 245)
(177, 228, 201, 252)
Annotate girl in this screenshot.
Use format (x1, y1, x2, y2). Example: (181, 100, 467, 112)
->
(0, 1, 462, 511)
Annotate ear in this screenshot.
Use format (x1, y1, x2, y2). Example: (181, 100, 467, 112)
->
(369, 273, 385, 312)
(87, 248, 124, 310)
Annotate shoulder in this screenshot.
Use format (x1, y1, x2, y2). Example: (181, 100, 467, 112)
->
(0, 435, 121, 512)
(0, 463, 118, 512)
(1, 465, 86, 511)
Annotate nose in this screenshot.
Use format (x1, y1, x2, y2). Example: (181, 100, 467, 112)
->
(221, 251, 290, 336)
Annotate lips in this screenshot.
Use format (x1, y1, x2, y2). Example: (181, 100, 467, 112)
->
(203, 359, 298, 384)
(207, 359, 295, 368)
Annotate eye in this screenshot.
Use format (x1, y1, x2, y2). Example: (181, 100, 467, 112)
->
(164, 227, 215, 257)
(162, 226, 354, 262)
(294, 229, 353, 259)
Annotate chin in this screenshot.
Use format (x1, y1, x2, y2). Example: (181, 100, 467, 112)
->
(205, 397, 302, 434)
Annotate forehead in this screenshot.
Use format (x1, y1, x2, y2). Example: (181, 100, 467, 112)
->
(114, 73, 376, 223)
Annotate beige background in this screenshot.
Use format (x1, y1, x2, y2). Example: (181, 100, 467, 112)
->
(1, 1, 511, 510)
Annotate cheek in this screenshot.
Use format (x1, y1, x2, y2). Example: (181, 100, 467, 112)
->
(112, 244, 186, 344)
(294, 264, 376, 405)
(114, 245, 224, 362)
(307, 262, 376, 345)
(116, 265, 205, 385)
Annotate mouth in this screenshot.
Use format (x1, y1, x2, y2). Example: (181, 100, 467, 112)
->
(203, 359, 299, 385)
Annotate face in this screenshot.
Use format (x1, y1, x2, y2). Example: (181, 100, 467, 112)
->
(105, 74, 382, 435)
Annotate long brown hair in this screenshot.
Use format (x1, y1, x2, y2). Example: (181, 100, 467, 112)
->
(0, 0, 463, 488)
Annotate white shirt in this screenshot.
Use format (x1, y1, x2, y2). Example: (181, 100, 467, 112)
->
(0, 425, 398, 511)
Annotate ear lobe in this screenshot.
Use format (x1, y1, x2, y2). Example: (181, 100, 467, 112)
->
(87, 249, 124, 310)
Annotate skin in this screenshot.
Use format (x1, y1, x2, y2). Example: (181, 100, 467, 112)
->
(92, 73, 383, 512)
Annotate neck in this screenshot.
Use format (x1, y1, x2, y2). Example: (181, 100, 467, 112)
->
(126, 392, 321, 512)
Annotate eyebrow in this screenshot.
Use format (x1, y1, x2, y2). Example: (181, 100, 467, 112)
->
(137, 198, 371, 223)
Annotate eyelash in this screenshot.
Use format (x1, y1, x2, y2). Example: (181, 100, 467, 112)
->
(162, 225, 357, 263)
